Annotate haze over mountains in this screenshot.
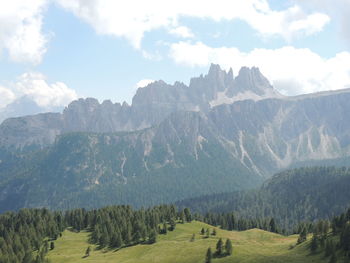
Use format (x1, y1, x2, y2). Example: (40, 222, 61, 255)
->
(0, 96, 64, 124)
(1, 64, 350, 211)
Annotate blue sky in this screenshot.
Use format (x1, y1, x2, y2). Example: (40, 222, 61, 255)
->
(0, 0, 349, 109)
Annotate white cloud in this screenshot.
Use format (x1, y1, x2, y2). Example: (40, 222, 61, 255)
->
(55, 0, 329, 48)
(294, 0, 350, 44)
(136, 79, 155, 89)
(169, 26, 194, 38)
(169, 42, 350, 95)
(0, 0, 49, 64)
(0, 86, 16, 108)
(11, 72, 78, 108)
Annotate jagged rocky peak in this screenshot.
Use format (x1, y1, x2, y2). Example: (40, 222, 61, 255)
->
(63, 97, 100, 114)
(234, 66, 274, 95)
(207, 63, 232, 81)
(209, 66, 283, 107)
(191, 64, 234, 87)
(225, 66, 281, 98)
(132, 80, 173, 106)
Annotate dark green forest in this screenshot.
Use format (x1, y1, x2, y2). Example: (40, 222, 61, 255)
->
(177, 167, 350, 230)
(299, 208, 350, 261)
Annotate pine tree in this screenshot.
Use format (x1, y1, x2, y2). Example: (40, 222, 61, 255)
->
(216, 238, 223, 256)
(115, 231, 123, 248)
(149, 230, 157, 244)
(269, 218, 277, 233)
(206, 228, 210, 238)
(23, 250, 33, 263)
(329, 251, 337, 263)
(190, 234, 195, 242)
(310, 234, 318, 253)
(325, 239, 334, 257)
(180, 211, 185, 224)
(212, 229, 217, 236)
(50, 242, 55, 250)
(43, 240, 49, 253)
(205, 248, 212, 263)
(163, 223, 167, 234)
(201, 228, 205, 235)
(297, 228, 307, 244)
(85, 246, 91, 257)
(184, 208, 192, 222)
(225, 239, 233, 255)
(169, 218, 176, 231)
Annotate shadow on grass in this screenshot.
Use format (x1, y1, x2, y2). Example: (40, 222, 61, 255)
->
(214, 252, 231, 259)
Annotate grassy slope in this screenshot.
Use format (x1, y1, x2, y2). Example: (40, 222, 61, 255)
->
(48, 221, 328, 263)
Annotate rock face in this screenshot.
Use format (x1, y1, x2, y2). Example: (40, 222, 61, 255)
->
(1, 64, 350, 211)
(0, 64, 280, 149)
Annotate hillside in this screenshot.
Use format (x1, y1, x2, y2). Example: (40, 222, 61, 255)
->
(177, 167, 350, 230)
(48, 221, 327, 263)
(0, 113, 258, 212)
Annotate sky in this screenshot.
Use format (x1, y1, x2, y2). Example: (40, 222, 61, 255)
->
(0, 0, 350, 110)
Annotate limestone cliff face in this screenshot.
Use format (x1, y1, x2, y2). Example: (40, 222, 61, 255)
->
(0, 64, 280, 149)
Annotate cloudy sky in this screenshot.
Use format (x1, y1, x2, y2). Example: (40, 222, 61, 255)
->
(0, 0, 349, 109)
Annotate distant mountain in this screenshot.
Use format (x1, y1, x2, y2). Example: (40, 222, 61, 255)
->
(176, 166, 350, 230)
(0, 111, 259, 212)
(0, 96, 63, 124)
(1, 64, 350, 212)
(0, 64, 281, 149)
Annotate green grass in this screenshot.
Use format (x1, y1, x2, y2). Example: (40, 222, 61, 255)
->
(48, 221, 330, 263)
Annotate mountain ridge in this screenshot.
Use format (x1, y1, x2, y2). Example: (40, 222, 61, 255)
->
(0, 64, 281, 149)
(1, 64, 350, 212)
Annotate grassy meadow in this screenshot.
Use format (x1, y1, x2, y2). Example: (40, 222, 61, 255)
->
(48, 221, 331, 263)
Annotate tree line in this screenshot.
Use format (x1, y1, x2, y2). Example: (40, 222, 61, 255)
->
(295, 207, 350, 263)
(0, 208, 64, 263)
(0, 205, 192, 263)
(177, 167, 350, 232)
(194, 212, 280, 234)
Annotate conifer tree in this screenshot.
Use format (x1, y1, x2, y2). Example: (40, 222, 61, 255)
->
(115, 231, 123, 248)
(297, 228, 307, 244)
(169, 218, 176, 231)
(269, 218, 277, 233)
(184, 208, 192, 222)
(310, 234, 318, 253)
(163, 223, 167, 234)
(50, 242, 55, 250)
(325, 239, 333, 257)
(225, 239, 233, 255)
(23, 250, 33, 263)
(329, 251, 337, 263)
(190, 234, 195, 242)
(149, 230, 157, 244)
(216, 238, 223, 256)
(43, 240, 49, 253)
(180, 211, 185, 224)
(201, 228, 205, 235)
(85, 246, 91, 257)
(205, 248, 212, 263)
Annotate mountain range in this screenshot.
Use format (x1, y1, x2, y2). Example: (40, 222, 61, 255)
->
(1, 64, 350, 212)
